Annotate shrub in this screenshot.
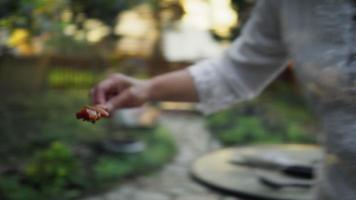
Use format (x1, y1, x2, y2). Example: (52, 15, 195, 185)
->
(206, 81, 318, 146)
(94, 127, 176, 184)
(24, 141, 84, 199)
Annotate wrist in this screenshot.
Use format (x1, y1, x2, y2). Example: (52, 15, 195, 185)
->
(144, 79, 157, 102)
(130, 79, 156, 103)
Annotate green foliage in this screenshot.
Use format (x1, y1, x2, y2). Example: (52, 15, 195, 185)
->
(70, 0, 146, 26)
(0, 141, 84, 200)
(0, 89, 176, 200)
(0, 90, 94, 162)
(45, 35, 97, 57)
(94, 157, 133, 183)
(94, 127, 176, 184)
(218, 117, 268, 145)
(0, 0, 151, 32)
(25, 141, 83, 187)
(0, 126, 175, 200)
(0, 176, 39, 200)
(207, 81, 318, 146)
(0, 0, 67, 33)
(48, 68, 98, 89)
(138, 127, 176, 169)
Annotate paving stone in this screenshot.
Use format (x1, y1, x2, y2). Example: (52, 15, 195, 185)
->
(105, 186, 134, 200)
(175, 194, 219, 200)
(131, 190, 170, 200)
(165, 187, 188, 197)
(182, 182, 209, 193)
(82, 196, 104, 200)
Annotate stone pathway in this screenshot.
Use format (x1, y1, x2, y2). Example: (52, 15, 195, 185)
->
(84, 112, 239, 200)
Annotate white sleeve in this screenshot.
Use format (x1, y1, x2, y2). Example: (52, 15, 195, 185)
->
(188, 0, 288, 115)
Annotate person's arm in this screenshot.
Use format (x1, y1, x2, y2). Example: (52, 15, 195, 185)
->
(92, 0, 288, 114)
(91, 70, 198, 113)
(147, 69, 199, 102)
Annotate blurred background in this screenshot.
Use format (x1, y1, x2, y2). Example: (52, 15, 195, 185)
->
(0, 0, 318, 199)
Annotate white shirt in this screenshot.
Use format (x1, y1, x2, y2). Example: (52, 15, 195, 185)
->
(189, 0, 356, 199)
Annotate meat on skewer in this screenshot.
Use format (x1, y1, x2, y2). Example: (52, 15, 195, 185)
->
(76, 105, 109, 123)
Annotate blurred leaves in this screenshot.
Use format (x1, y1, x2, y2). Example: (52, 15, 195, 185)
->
(94, 127, 176, 183)
(0, 88, 176, 199)
(0, 0, 68, 33)
(48, 68, 98, 89)
(25, 142, 80, 185)
(69, 0, 147, 26)
(207, 81, 318, 145)
(24, 141, 84, 200)
(0, 0, 155, 32)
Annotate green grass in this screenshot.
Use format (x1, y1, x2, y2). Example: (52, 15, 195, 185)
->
(206, 81, 318, 146)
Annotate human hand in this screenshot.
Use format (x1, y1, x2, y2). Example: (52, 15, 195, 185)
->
(91, 74, 151, 113)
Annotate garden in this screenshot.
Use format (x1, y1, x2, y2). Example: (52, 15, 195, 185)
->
(0, 68, 176, 200)
(0, 0, 320, 199)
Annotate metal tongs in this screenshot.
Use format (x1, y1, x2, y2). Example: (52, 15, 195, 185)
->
(230, 155, 315, 179)
(258, 175, 313, 189)
(230, 154, 315, 189)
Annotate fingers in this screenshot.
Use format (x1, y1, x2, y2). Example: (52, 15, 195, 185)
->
(91, 74, 147, 113)
(103, 88, 144, 113)
(104, 90, 132, 113)
(92, 79, 112, 104)
(91, 74, 127, 104)
(94, 105, 110, 117)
